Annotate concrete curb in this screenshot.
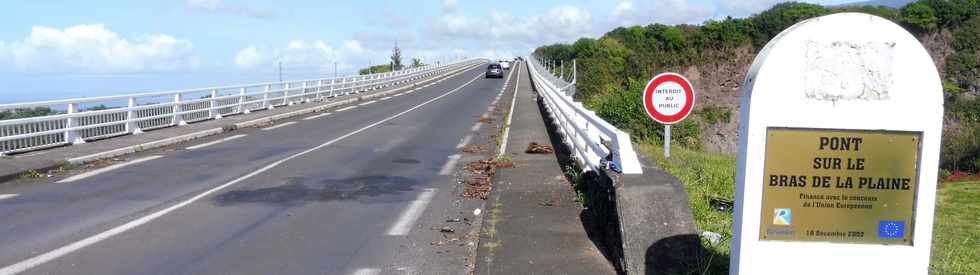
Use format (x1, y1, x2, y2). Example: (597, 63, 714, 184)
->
(1, 62, 483, 182)
(66, 128, 225, 164)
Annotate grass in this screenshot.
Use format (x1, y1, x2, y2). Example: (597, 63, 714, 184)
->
(638, 143, 735, 274)
(638, 142, 980, 274)
(930, 181, 980, 274)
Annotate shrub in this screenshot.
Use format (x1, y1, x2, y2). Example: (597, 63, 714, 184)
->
(901, 1, 941, 32)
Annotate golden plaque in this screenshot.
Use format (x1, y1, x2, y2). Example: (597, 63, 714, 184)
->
(759, 128, 919, 245)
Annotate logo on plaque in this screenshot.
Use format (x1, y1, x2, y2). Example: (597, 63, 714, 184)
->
(878, 220, 905, 239)
(773, 208, 792, 225)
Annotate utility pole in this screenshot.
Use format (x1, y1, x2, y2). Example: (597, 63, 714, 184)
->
(278, 61, 282, 83)
(334, 62, 337, 79)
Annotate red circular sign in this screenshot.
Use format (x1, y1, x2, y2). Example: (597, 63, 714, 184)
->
(643, 72, 695, 124)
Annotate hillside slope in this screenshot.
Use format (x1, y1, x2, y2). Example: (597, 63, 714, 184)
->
(535, 0, 980, 172)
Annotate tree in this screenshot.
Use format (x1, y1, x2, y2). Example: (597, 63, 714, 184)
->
(901, 1, 940, 32)
(390, 43, 403, 71)
(411, 58, 424, 68)
(751, 2, 829, 48)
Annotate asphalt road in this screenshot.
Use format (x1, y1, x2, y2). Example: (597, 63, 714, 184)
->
(0, 62, 518, 275)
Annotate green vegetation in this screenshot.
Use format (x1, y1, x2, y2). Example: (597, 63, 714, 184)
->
(0, 107, 57, 121)
(390, 43, 403, 71)
(531, 1, 980, 273)
(358, 64, 392, 75)
(641, 142, 980, 274)
(535, 0, 980, 173)
(639, 143, 735, 274)
(930, 181, 980, 274)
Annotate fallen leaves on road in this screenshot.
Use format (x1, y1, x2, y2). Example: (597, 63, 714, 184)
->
(525, 142, 554, 154)
(463, 159, 497, 200)
(462, 144, 483, 154)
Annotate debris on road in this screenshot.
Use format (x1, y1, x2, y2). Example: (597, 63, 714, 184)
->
(440, 227, 456, 233)
(525, 142, 554, 154)
(463, 176, 492, 200)
(473, 208, 482, 216)
(462, 144, 483, 154)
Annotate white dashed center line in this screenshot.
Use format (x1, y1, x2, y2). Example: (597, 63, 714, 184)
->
(57, 155, 164, 184)
(186, 134, 247, 150)
(386, 189, 438, 236)
(261, 121, 297, 131)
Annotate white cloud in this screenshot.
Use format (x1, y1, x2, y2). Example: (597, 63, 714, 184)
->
(187, 0, 274, 18)
(0, 24, 199, 73)
(233, 46, 265, 69)
(433, 5, 593, 46)
(608, 0, 714, 27)
(444, 0, 459, 13)
(718, 0, 789, 18)
(233, 39, 387, 73)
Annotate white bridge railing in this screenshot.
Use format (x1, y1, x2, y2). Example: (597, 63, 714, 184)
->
(0, 59, 483, 155)
(526, 56, 642, 174)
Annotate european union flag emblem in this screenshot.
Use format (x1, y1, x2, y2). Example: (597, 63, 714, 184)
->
(878, 220, 905, 238)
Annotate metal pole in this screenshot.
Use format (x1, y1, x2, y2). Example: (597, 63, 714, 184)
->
(664, 125, 671, 159)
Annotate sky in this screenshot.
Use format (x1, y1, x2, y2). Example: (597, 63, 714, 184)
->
(0, 0, 855, 103)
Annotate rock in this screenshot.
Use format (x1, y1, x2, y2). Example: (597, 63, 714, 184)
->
(701, 231, 723, 246)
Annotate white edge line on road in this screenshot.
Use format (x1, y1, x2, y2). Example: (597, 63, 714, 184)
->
(351, 268, 381, 275)
(456, 135, 473, 149)
(498, 62, 522, 157)
(336, 106, 357, 112)
(0, 194, 19, 201)
(380, 96, 392, 101)
(302, 112, 332, 121)
(0, 69, 486, 275)
(358, 100, 377, 106)
(261, 121, 297, 131)
(186, 134, 247, 150)
(56, 155, 164, 184)
(439, 154, 462, 176)
(386, 188, 438, 236)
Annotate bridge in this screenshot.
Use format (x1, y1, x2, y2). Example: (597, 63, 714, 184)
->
(0, 56, 665, 274)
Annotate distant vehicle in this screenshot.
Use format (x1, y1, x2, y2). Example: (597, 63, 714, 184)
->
(486, 63, 503, 78)
(500, 61, 511, 70)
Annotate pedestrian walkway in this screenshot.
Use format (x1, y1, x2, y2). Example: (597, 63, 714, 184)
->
(475, 63, 618, 274)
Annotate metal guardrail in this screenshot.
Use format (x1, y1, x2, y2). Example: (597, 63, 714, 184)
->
(526, 56, 642, 174)
(0, 59, 484, 155)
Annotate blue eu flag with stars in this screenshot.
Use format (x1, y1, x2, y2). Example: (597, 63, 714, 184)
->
(878, 220, 905, 238)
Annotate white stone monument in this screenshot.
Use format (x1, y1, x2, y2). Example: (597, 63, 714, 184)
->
(732, 13, 943, 274)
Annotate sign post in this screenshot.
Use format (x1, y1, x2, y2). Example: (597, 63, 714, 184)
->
(732, 13, 943, 274)
(643, 73, 695, 159)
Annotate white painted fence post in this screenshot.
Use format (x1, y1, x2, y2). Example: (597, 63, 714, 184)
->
(239, 87, 249, 114)
(210, 89, 221, 119)
(65, 103, 85, 144)
(285, 83, 294, 106)
(126, 97, 143, 134)
(264, 84, 274, 110)
(173, 94, 187, 126)
(317, 80, 324, 100)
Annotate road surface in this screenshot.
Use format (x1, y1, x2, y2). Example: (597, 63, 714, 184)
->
(0, 62, 521, 275)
